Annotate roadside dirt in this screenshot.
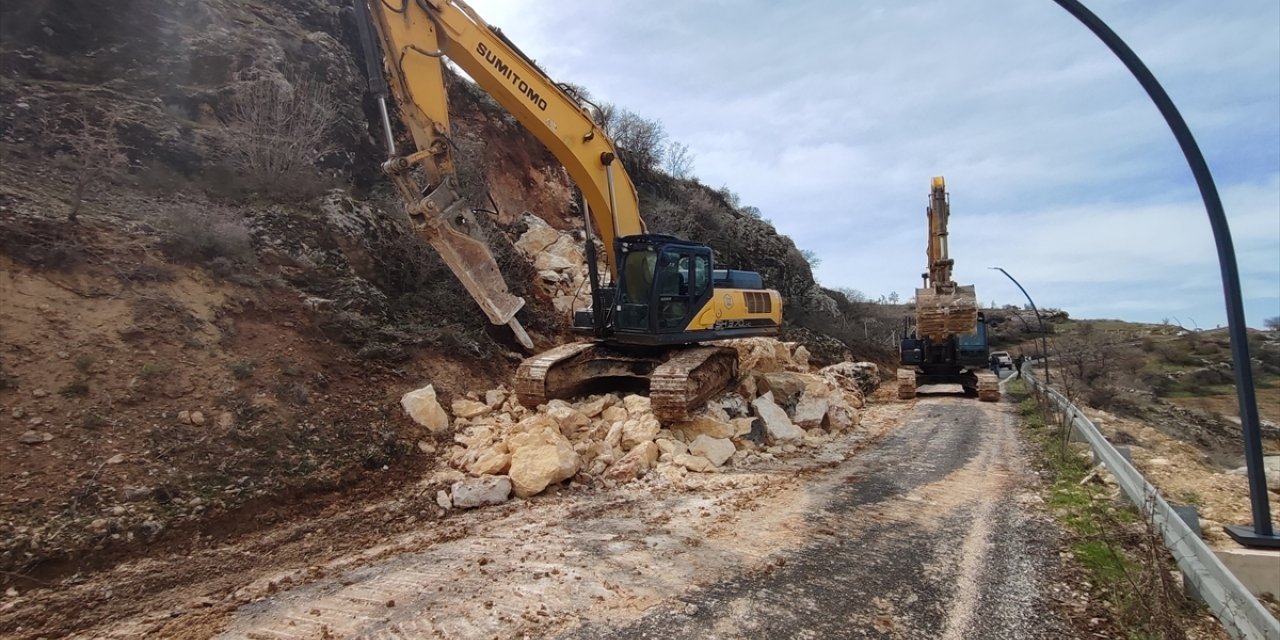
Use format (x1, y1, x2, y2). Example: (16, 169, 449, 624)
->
(0, 385, 1115, 640)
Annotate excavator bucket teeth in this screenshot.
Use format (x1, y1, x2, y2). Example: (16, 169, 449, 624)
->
(514, 343, 738, 423)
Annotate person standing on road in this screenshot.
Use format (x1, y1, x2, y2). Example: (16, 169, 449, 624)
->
(989, 354, 1000, 376)
(1014, 354, 1025, 379)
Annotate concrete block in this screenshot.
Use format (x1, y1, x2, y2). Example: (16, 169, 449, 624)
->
(1213, 548, 1280, 599)
(1171, 505, 1204, 603)
(1094, 445, 1132, 467)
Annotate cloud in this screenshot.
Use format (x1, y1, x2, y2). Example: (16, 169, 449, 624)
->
(464, 0, 1279, 326)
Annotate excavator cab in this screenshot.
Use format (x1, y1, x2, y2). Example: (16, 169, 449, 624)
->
(609, 235, 713, 339)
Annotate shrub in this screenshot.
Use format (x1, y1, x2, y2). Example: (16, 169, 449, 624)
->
(156, 201, 255, 264)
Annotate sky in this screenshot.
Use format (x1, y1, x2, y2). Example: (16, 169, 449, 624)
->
(468, 0, 1279, 328)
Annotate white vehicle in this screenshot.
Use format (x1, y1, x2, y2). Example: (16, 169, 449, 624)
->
(990, 351, 1013, 369)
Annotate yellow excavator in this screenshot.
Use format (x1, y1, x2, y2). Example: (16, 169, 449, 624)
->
(355, 0, 783, 421)
(897, 177, 999, 401)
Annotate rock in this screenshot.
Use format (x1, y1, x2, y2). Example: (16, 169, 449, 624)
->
(730, 417, 756, 437)
(535, 252, 575, 272)
(825, 402, 859, 432)
(621, 414, 661, 450)
(450, 476, 513, 508)
(105, 453, 126, 465)
(514, 214, 563, 256)
(435, 490, 452, 510)
(401, 384, 450, 433)
(452, 399, 491, 419)
(577, 394, 616, 419)
(123, 486, 153, 501)
(417, 440, 436, 454)
(604, 441, 660, 482)
(190, 411, 206, 426)
(18, 430, 52, 444)
(752, 392, 804, 442)
(601, 405, 629, 424)
(759, 372, 812, 406)
(537, 270, 563, 283)
(688, 435, 735, 466)
(673, 453, 716, 473)
(793, 385, 833, 429)
(820, 362, 881, 395)
(655, 438, 688, 457)
(427, 469, 466, 485)
(720, 338, 781, 374)
(792, 345, 811, 370)
(217, 411, 235, 429)
(546, 403, 590, 435)
(736, 374, 759, 400)
(716, 392, 751, 418)
(604, 421, 624, 449)
(622, 394, 652, 417)
(507, 427, 581, 497)
(31, 388, 48, 398)
(178, 410, 191, 425)
(545, 235, 585, 265)
(466, 445, 512, 475)
(27, 416, 43, 426)
(485, 389, 507, 408)
(11, 407, 25, 419)
(677, 415, 736, 440)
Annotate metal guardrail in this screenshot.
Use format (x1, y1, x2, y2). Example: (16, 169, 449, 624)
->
(1021, 366, 1280, 640)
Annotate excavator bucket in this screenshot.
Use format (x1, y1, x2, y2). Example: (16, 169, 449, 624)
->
(915, 284, 978, 342)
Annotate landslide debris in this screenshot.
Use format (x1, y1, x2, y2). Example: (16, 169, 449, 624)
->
(402, 338, 881, 503)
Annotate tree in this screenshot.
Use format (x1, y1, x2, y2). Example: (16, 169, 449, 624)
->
(1266, 316, 1280, 332)
(222, 71, 337, 198)
(42, 108, 132, 224)
(799, 249, 821, 270)
(888, 291, 900, 304)
(609, 108, 666, 172)
(663, 141, 695, 178)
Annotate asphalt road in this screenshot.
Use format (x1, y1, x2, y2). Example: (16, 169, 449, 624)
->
(564, 393, 1074, 639)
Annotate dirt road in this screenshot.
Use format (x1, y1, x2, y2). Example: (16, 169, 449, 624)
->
(5, 391, 1081, 639)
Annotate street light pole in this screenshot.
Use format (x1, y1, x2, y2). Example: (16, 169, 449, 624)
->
(988, 267, 1050, 383)
(1051, 0, 1275, 548)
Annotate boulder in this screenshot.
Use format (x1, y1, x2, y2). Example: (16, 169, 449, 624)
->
(435, 490, 452, 510)
(792, 393, 829, 429)
(673, 453, 717, 473)
(601, 405, 629, 424)
(759, 372, 811, 406)
(825, 402, 859, 432)
(792, 345, 811, 371)
(677, 415, 736, 440)
(604, 441, 660, 482)
(577, 394, 616, 419)
(752, 392, 804, 442)
(621, 414, 661, 450)
(622, 394, 652, 417)
(485, 388, 507, 408)
(688, 435, 735, 467)
(451, 476, 513, 508)
(716, 392, 751, 418)
(655, 438, 688, 457)
(514, 215, 563, 256)
(401, 384, 450, 433)
(466, 444, 512, 475)
(452, 399, 491, 419)
(604, 421, 624, 449)
(546, 403, 590, 436)
(535, 252, 576, 272)
(820, 362, 881, 395)
(507, 427, 581, 497)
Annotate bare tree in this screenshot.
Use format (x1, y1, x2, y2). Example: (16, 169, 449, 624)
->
(609, 108, 666, 172)
(663, 141, 695, 178)
(221, 72, 337, 196)
(43, 109, 131, 224)
(1266, 316, 1280, 332)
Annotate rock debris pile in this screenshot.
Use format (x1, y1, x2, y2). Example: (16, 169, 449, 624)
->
(402, 338, 880, 506)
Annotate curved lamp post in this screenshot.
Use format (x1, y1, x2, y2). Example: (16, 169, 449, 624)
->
(1051, 0, 1275, 547)
(988, 267, 1050, 382)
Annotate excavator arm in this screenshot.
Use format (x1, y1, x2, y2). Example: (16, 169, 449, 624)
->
(362, 0, 644, 279)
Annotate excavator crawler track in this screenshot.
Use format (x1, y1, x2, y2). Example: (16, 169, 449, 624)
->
(514, 343, 738, 422)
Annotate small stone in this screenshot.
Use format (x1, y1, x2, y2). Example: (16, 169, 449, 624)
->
(177, 411, 191, 425)
(217, 412, 235, 429)
(417, 440, 436, 454)
(673, 453, 716, 473)
(435, 490, 452, 510)
(190, 411, 205, 425)
(450, 476, 513, 508)
(18, 430, 52, 444)
(5, 587, 17, 597)
(105, 454, 125, 465)
(32, 388, 48, 398)
(485, 389, 506, 408)
(11, 407, 25, 419)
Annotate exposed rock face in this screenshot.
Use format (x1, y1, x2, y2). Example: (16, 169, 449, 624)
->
(451, 476, 513, 508)
(401, 384, 450, 433)
(507, 427, 581, 498)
